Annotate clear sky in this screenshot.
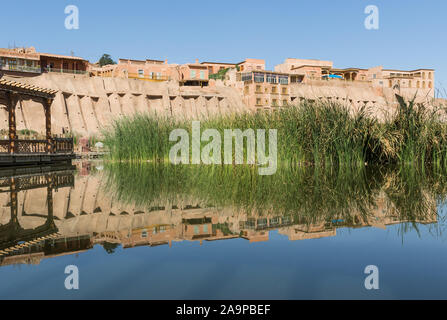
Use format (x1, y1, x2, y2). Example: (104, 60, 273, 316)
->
(1, 0, 446, 96)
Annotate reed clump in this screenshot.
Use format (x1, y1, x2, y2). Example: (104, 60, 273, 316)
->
(103, 96, 447, 167)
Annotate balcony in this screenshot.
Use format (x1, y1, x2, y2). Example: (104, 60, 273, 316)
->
(44, 67, 87, 75)
(0, 64, 41, 74)
(128, 73, 170, 81)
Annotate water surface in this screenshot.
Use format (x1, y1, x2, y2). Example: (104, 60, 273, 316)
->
(0, 162, 447, 299)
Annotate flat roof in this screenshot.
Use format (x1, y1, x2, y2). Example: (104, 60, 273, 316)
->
(239, 70, 290, 76)
(291, 65, 332, 70)
(383, 68, 435, 72)
(201, 61, 237, 65)
(186, 64, 208, 69)
(39, 52, 87, 61)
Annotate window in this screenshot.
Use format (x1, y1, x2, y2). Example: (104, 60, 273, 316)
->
(256, 98, 262, 105)
(266, 74, 278, 84)
(272, 99, 278, 106)
(190, 70, 196, 78)
(281, 87, 287, 94)
(200, 70, 205, 79)
(422, 81, 426, 89)
(203, 225, 208, 233)
(256, 85, 262, 93)
(282, 100, 287, 106)
(156, 72, 161, 79)
(408, 80, 412, 88)
(244, 86, 249, 94)
(257, 218, 268, 228)
(373, 74, 377, 79)
(138, 69, 144, 77)
(149, 72, 154, 79)
(141, 229, 148, 238)
(194, 226, 199, 234)
(241, 72, 252, 82)
(272, 87, 277, 93)
(279, 75, 289, 85)
(254, 72, 265, 83)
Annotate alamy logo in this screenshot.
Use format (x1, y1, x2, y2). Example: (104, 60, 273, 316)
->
(65, 5, 79, 30)
(364, 265, 379, 290)
(169, 121, 277, 175)
(364, 5, 379, 30)
(64, 265, 79, 290)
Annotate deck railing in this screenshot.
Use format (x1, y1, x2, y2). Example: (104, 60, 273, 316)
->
(0, 138, 74, 154)
(0, 64, 42, 74)
(43, 67, 87, 75)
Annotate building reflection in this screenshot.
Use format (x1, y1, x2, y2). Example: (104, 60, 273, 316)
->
(0, 164, 438, 266)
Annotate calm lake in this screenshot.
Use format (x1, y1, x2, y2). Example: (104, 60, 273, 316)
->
(1, 161, 447, 299)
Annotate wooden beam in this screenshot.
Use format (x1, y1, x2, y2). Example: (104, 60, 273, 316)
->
(44, 98, 53, 153)
(6, 92, 17, 154)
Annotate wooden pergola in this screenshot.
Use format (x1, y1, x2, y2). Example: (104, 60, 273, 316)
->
(0, 79, 74, 165)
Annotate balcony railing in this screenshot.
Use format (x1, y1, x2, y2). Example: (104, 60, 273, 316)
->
(128, 73, 170, 81)
(0, 138, 74, 154)
(43, 67, 87, 75)
(0, 64, 42, 74)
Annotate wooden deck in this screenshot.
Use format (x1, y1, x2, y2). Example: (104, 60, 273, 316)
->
(0, 138, 75, 166)
(0, 79, 75, 166)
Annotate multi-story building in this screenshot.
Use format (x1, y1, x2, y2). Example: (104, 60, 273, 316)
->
(0, 46, 88, 77)
(237, 58, 266, 72)
(40, 52, 88, 74)
(178, 60, 209, 86)
(237, 69, 291, 110)
(232, 57, 436, 111)
(276, 58, 435, 94)
(0, 47, 41, 76)
(200, 61, 237, 75)
(92, 58, 173, 81)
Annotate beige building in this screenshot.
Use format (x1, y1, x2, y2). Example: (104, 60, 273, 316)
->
(0, 46, 88, 77)
(237, 70, 291, 110)
(92, 58, 173, 81)
(233, 57, 436, 111)
(201, 61, 237, 75)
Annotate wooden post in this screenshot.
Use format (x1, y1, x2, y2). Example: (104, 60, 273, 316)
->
(6, 92, 17, 154)
(47, 184, 54, 224)
(10, 177, 17, 224)
(44, 98, 53, 153)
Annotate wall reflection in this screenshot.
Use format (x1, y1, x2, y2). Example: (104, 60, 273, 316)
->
(0, 162, 441, 267)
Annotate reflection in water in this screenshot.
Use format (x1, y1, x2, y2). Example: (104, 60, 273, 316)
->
(0, 162, 445, 267)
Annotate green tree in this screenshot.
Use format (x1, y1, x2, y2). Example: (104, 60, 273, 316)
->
(98, 54, 116, 67)
(101, 242, 120, 254)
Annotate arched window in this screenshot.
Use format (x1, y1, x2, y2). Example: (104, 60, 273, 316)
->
(422, 81, 426, 89)
(429, 82, 432, 89)
(417, 81, 420, 88)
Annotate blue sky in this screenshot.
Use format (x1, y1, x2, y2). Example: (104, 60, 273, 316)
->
(1, 0, 446, 96)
